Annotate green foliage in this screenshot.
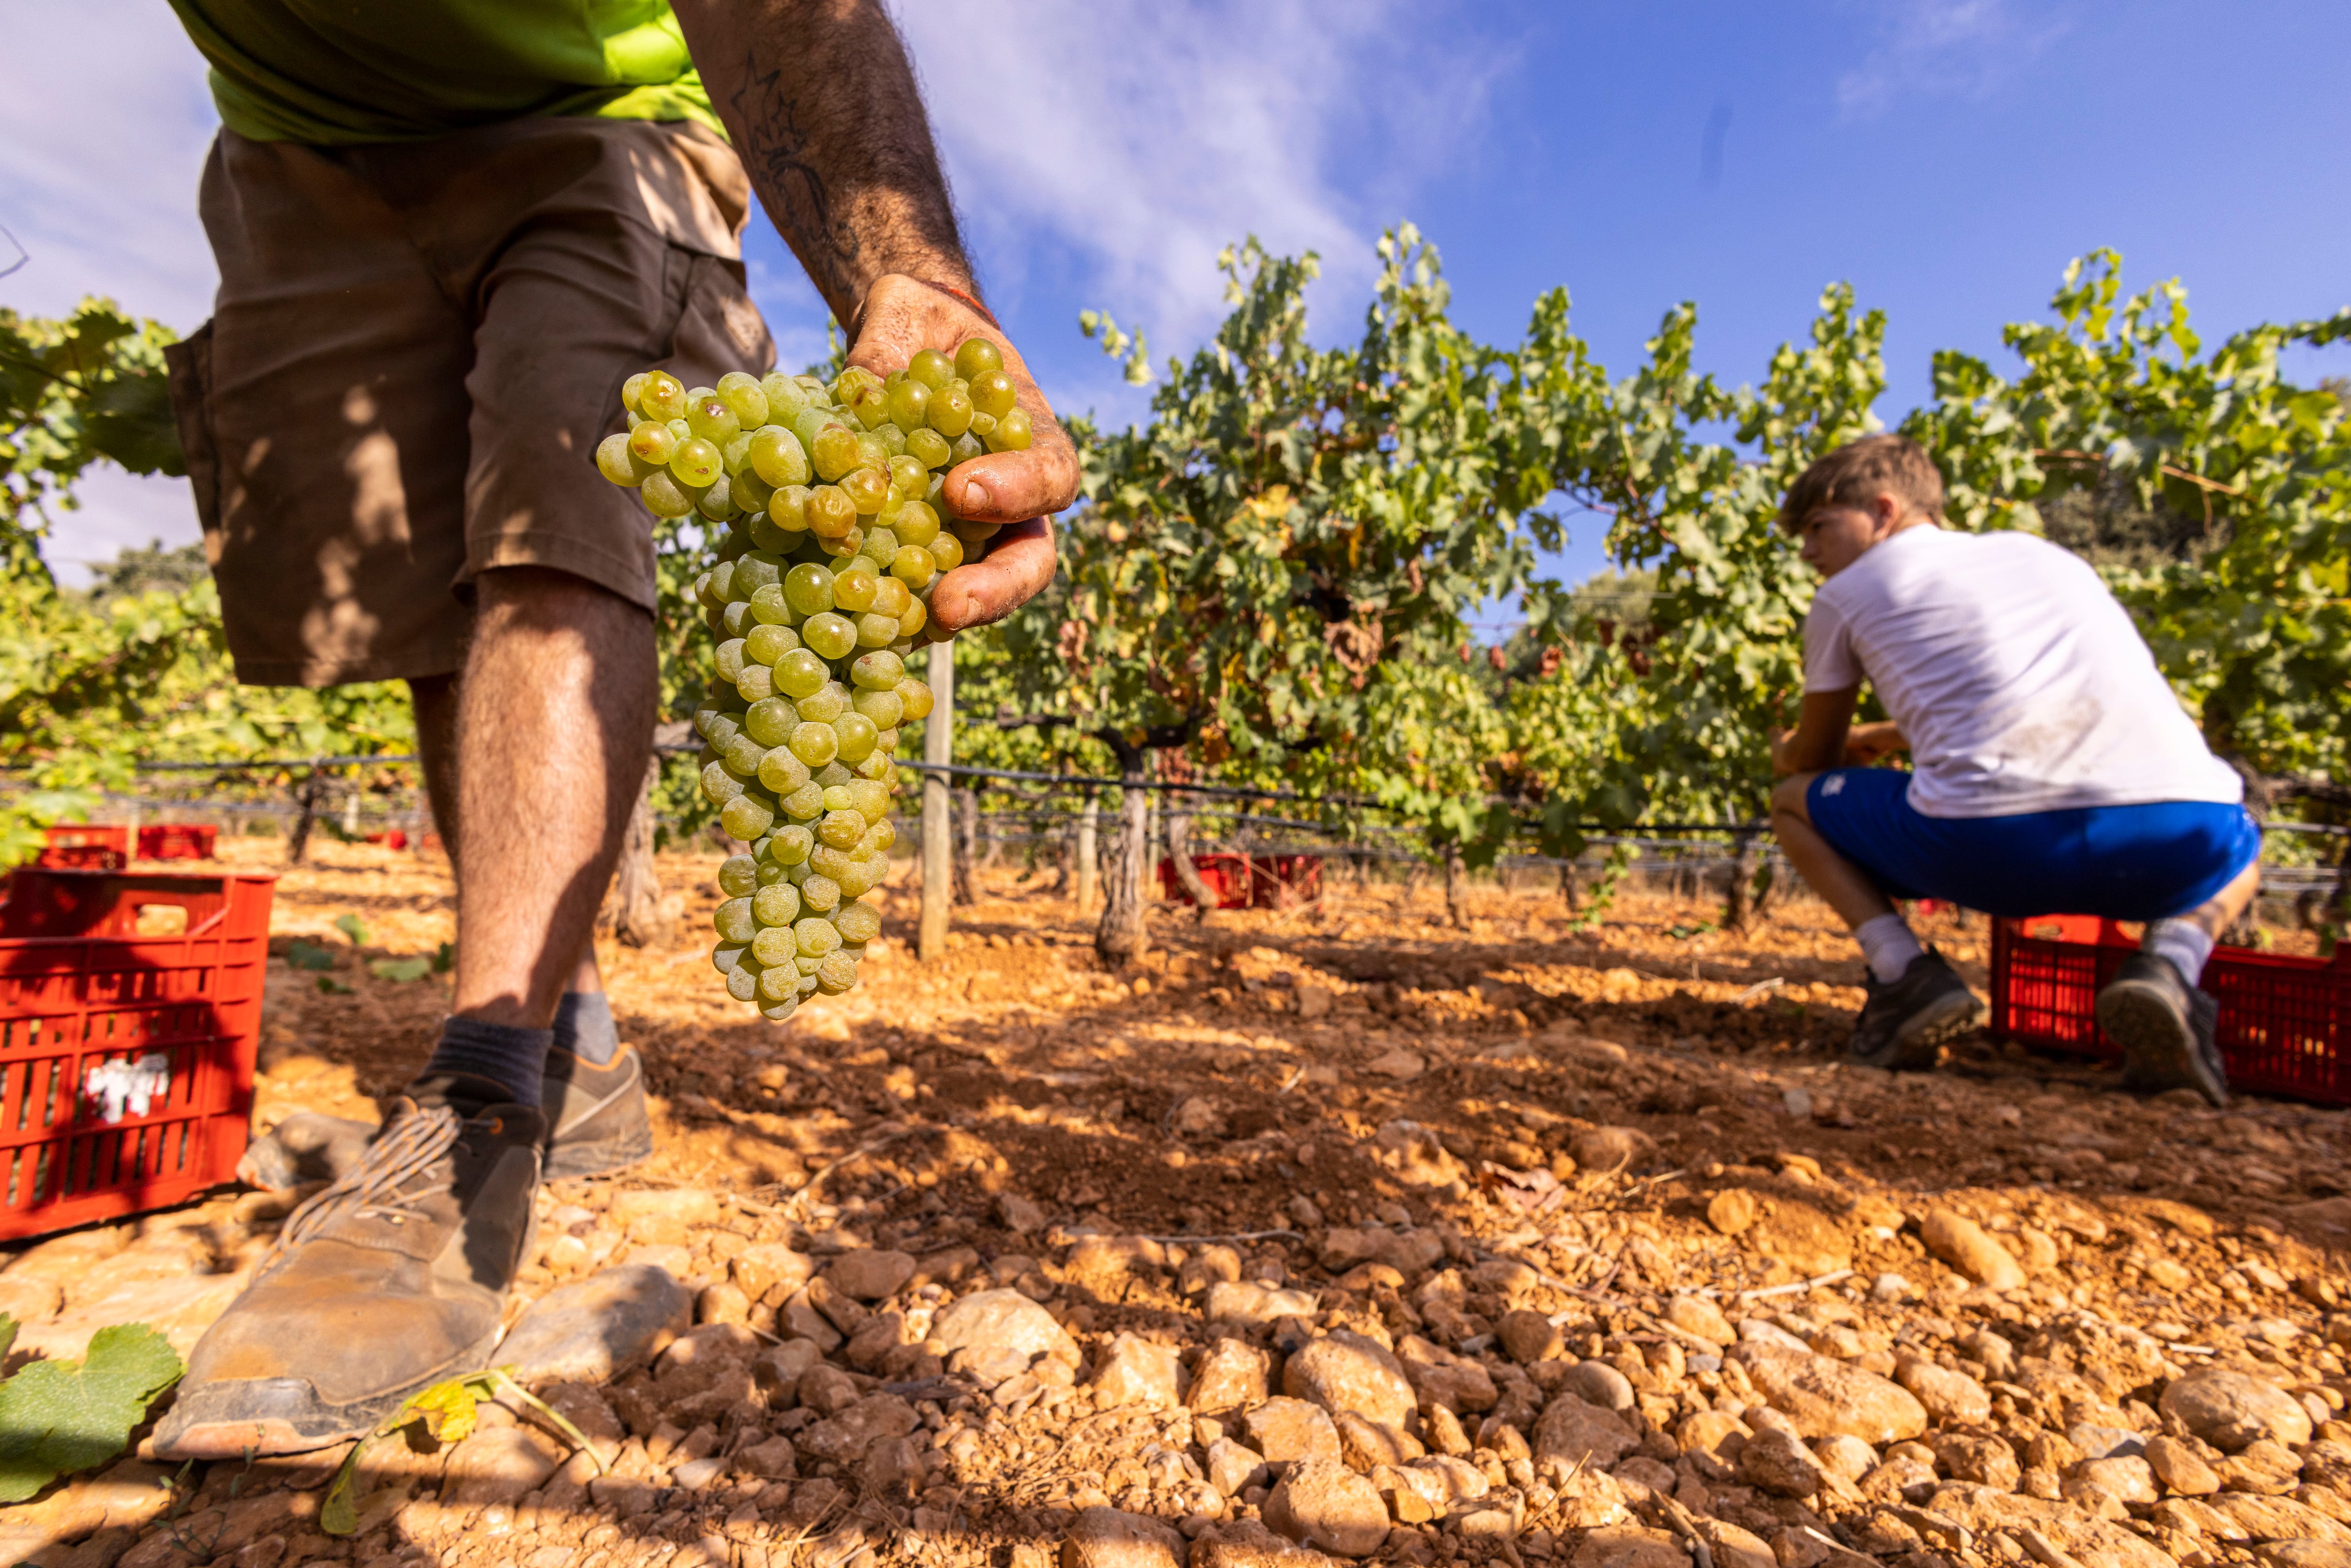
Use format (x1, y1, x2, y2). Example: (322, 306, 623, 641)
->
(0, 1317, 184, 1503)
(332, 914, 369, 946)
(283, 939, 337, 971)
(0, 299, 184, 553)
(85, 539, 210, 603)
(322, 1366, 601, 1536)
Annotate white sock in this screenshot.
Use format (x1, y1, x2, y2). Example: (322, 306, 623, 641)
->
(2143, 918, 2216, 984)
(1855, 913, 1925, 984)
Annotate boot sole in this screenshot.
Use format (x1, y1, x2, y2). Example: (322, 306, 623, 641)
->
(1852, 986, 1984, 1072)
(543, 1125, 655, 1182)
(154, 1331, 503, 1458)
(2101, 978, 2229, 1107)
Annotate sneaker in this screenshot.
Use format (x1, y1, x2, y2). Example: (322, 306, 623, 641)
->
(1849, 949, 1984, 1070)
(237, 1044, 651, 1189)
(2101, 952, 2229, 1107)
(155, 1076, 543, 1458)
(541, 1042, 655, 1180)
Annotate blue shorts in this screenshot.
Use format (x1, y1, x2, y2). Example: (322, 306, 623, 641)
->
(1805, 768, 2260, 921)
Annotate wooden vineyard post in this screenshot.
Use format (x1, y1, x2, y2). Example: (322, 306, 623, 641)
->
(920, 638, 955, 962)
(1075, 796, 1099, 912)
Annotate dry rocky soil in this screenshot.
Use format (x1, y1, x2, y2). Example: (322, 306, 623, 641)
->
(5, 841, 2351, 1568)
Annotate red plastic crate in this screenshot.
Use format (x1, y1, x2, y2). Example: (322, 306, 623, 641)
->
(0, 868, 276, 1240)
(138, 824, 219, 861)
(36, 824, 128, 871)
(1158, 853, 1324, 910)
(1991, 914, 2351, 1104)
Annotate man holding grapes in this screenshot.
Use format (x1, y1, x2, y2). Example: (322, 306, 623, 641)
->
(154, 0, 1076, 1457)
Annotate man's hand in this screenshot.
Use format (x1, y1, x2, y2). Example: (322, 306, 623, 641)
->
(1773, 687, 1861, 777)
(1842, 720, 1907, 767)
(850, 275, 1076, 634)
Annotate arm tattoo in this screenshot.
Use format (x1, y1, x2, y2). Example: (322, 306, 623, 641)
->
(728, 58, 866, 312)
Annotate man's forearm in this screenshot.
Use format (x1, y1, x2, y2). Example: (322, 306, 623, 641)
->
(674, 0, 971, 325)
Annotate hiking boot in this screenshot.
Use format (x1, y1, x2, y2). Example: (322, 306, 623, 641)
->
(237, 1045, 650, 1189)
(155, 1076, 543, 1458)
(541, 1042, 654, 1180)
(2101, 951, 2229, 1107)
(1850, 949, 1984, 1071)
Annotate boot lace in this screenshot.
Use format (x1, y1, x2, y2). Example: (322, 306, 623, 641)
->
(258, 1103, 465, 1275)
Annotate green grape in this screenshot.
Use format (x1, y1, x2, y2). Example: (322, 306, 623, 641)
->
(755, 858, 790, 887)
(830, 366, 876, 405)
(855, 611, 899, 649)
(841, 466, 890, 515)
(927, 384, 974, 438)
(834, 900, 883, 944)
(791, 406, 839, 451)
(687, 396, 740, 448)
(795, 682, 848, 724)
(718, 373, 769, 429)
(842, 780, 893, 826)
(851, 433, 888, 473)
(814, 951, 859, 994)
(897, 678, 934, 721)
(597, 433, 654, 486)
(870, 576, 912, 619)
(750, 426, 812, 487)
(928, 532, 965, 571)
(833, 566, 880, 614)
(905, 427, 953, 472)
(696, 474, 740, 521)
(640, 370, 687, 422)
(860, 819, 896, 855)
(720, 793, 776, 841)
(752, 882, 803, 927)
(671, 438, 723, 489)
(744, 696, 796, 748)
(710, 560, 739, 600)
(789, 720, 840, 767)
(815, 760, 856, 789)
(876, 423, 908, 459)
(769, 485, 812, 536)
(908, 349, 954, 391)
(714, 638, 748, 684)
(955, 339, 1004, 380)
(715, 858, 758, 903)
(732, 460, 774, 511)
(718, 431, 754, 477)
(723, 964, 760, 1003)
(629, 421, 679, 465)
(851, 650, 904, 690)
(712, 941, 748, 976)
(886, 379, 932, 430)
(774, 646, 828, 699)
(852, 686, 905, 730)
(971, 368, 1018, 420)
(766, 824, 813, 865)
(759, 994, 800, 1022)
(622, 371, 651, 415)
(803, 612, 858, 661)
(715, 897, 756, 943)
(693, 705, 730, 741)
(758, 965, 803, 1004)
(720, 601, 754, 638)
(967, 411, 997, 441)
(987, 410, 1035, 453)
(811, 425, 862, 483)
(820, 783, 856, 814)
(795, 915, 842, 957)
(735, 664, 774, 702)
(807, 486, 858, 538)
(835, 856, 884, 898)
(834, 711, 879, 763)
(666, 417, 693, 444)
(849, 383, 891, 429)
(720, 732, 765, 776)
(874, 728, 903, 758)
(783, 562, 836, 615)
(817, 809, 866, 850)
(748, 583, 793, 627)
(740, 552, 787, 597)
(745, 623, 798, 666)
(800, 875, 842, 914)
(693, 569, 721, 610)
(950, 430, 985, 465)
(762, 371, 806, 416)
(749, 922, 796, 968)
(757, 745, 811, 796)
(781, 780, 826, 820)
(886, 545, 935, 589)
(886, 502, 938, 552)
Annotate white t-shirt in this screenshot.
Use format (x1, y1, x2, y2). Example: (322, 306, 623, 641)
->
(1802, 525, 2241, 818)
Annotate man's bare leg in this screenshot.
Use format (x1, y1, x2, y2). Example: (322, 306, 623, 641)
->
(448, 567, 654, 1031)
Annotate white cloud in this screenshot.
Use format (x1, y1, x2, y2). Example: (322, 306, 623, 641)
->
(896, 0, 1500, 397)
(1836, 0, 2068, 118)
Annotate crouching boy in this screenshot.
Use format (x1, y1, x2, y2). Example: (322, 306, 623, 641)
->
(1767, 436, 2259, 1104)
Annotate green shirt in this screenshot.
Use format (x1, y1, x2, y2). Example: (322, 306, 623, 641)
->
(167, 0, 723, 145)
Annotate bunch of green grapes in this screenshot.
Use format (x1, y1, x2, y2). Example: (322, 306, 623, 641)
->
(594, 342, 1030, 1019)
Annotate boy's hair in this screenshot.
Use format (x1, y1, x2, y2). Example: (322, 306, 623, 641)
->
(1779, 435, 1947, 533)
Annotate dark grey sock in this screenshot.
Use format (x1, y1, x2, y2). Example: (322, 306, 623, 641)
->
(422, 1016, 552, 1107)
(553, 991, 620, 1066)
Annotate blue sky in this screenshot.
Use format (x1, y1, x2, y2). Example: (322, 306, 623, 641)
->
(7, 0, 2350, 593)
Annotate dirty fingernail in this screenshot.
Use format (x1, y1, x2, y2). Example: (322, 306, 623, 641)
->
(962, 481, 991, 515)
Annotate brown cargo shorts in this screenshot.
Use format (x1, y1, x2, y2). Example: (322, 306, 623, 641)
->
(165, 117, 777, 687)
